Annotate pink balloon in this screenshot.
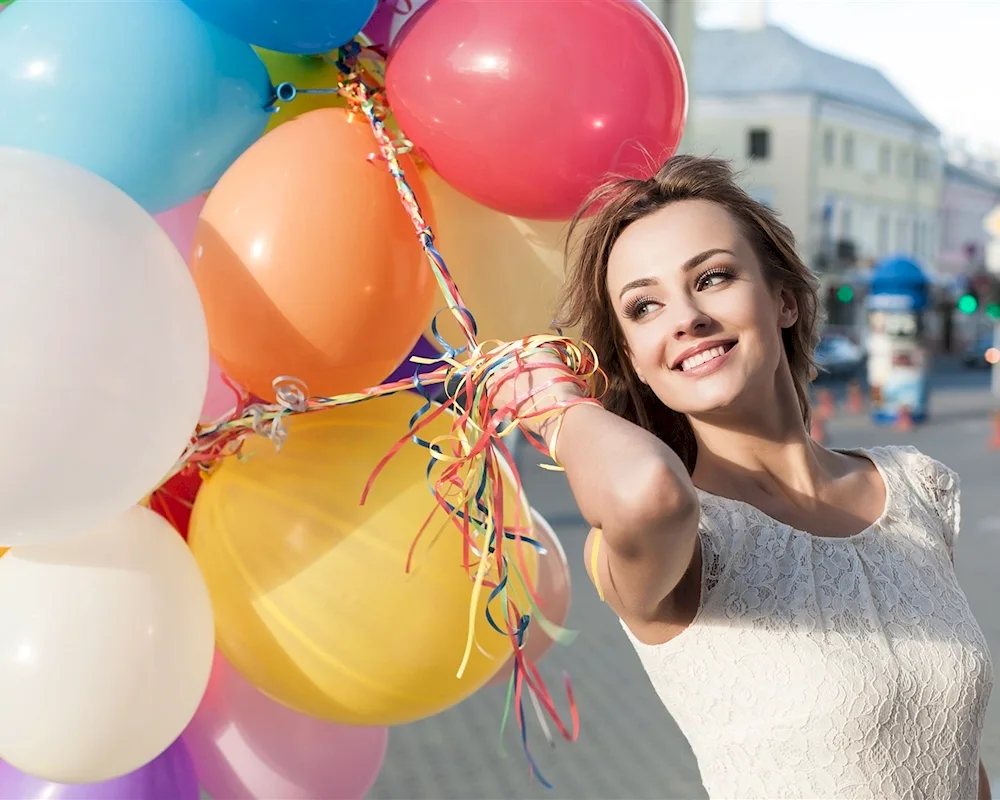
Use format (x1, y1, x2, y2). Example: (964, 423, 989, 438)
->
(201, 359, 240, 423)
(154, 194, 206, 260)
(490, 509, 572, 686)
(155, 197, 243, 423)
(183, 652, 388, 800)
(386, 0, 687, 219)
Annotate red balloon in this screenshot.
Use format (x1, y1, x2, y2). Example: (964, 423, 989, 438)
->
(150, 467, 203, 540)
(385, 0, 687, 221)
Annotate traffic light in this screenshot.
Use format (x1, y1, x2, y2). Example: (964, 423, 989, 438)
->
(988, 302, 1000, 321)
(958, 293, 979, 315)
(836, 285, 854, 303)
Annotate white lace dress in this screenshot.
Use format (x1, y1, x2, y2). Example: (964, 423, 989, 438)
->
(621, 446, 994, 800)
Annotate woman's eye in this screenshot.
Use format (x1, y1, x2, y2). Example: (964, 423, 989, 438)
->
(624, 297, 657, 320)
(697, 269, 733, 290)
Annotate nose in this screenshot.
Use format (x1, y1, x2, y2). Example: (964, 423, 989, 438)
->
(669, 295, 712, 340)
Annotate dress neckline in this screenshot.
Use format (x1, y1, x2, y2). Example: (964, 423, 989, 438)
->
(694, 447, 892, 543)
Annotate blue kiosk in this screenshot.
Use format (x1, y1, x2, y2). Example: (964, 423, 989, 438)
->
(865, 256, 932, 425)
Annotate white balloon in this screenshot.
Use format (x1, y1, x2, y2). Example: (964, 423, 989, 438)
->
(0, 505, 215, 783)
(0, 147, 209, 545)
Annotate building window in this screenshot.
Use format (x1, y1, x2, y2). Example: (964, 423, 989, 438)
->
(877, 214, 890, 255)
(896, 218, 910, 252)
(823, 130, 835, 165)
(842, 134, 855, 168)
(841, 206, 852, 238)
(898, 149, 911, 179)
(748, 128, 770, 160)
(879, 144, 892, 175)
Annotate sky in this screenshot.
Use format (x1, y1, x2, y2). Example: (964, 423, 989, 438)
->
(698, 0, 999, 154)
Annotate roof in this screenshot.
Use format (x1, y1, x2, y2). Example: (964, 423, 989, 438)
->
(694, 26, 937, 132)
(944, 161, 1000, 195)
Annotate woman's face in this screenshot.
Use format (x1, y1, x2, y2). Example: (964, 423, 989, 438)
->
(606, 199, 798, 418)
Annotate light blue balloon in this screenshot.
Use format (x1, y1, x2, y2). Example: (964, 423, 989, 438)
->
(0, 0, 274, 213)
(181, 0, 377, 55)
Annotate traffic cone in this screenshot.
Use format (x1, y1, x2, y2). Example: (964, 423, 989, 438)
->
(990, 410, 1000, 451)
(895, 405, 914, 433)
(818, 389, 836, 419)
(810, 410, 827, 444)
(846, 381, 864, 414)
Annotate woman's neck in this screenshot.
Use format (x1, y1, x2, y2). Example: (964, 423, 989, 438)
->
(688, 378, 839, 505)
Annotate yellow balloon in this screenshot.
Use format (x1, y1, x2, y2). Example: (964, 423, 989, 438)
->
(189, 393, 536, 726)
(421, 167, 587, 348)
(255, 49, 347, 133)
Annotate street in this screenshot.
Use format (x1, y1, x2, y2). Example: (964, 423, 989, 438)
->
(369, 360, 1000, 800)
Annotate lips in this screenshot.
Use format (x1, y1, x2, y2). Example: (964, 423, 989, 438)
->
(672, 340, 737, 372)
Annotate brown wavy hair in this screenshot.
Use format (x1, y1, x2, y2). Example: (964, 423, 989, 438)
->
(556, 155, 821, 473)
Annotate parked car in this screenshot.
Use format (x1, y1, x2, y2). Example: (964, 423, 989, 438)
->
(814, 333, 866, 379)
(961, 334, 997, 369)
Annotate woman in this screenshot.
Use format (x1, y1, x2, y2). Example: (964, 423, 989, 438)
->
(494, 156, 993, 799)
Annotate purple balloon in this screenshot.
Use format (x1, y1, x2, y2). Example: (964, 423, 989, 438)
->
(384, 335, 442, 385)
(362, 0, 396, 49)
(0, 740, 199, 800)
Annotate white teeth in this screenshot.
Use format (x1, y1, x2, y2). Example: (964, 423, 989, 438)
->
(680, 345, 729, 372)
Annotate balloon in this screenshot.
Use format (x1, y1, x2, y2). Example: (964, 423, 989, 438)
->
(0, 0, 272, 213)
(154, 199, 246, 425)
(188, 392, 536, 725)
(0, 148, 208, 545)
(255, 49, 347, 133)
(0, 739, 199, 800)
(386, 0, 688, 220)
(0, 506, 215, 783)
(362, 0, 399, 49)
(155, 195, 207, 260)
(200, 360, 241, 422)
(180, 0, 377, 54)
(386, 0, 429, 47)
(149, 467, 204, 540)
(184, 652, 387, 800)
(191, 108, 437, 401)
(419, 167, 585, 347)
(383, 335, 441, 384)
(489, 510, 571, 686)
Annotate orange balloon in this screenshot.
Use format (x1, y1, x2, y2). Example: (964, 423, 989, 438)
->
(190, 108, 437, 400)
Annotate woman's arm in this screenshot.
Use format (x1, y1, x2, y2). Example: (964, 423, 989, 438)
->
(980, 760, 991, 800)
(492, 352, 700, 620)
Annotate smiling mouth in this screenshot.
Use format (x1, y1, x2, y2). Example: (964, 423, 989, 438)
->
(676, 342, 736, 372)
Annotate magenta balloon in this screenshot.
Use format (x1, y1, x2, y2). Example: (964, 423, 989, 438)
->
(183, 652, 388, 800)
(361, 0, 395, 49)
(386, 0, 687, 220)
(0, 740, 198, 800)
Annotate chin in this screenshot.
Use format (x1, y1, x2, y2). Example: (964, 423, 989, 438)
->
(658, 371, 750, 417)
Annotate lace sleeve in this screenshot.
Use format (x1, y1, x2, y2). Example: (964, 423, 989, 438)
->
(896, 446, 961, 559)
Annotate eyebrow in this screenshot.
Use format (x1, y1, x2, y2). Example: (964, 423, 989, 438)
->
(617, 248, 736, 300)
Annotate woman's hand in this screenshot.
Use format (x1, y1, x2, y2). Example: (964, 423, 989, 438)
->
(485, 347, 589, 448)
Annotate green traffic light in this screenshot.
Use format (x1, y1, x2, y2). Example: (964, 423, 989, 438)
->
(958, 294, 979, 314)
(836, 285, 854, 303)
(987, 303, 1000, 321)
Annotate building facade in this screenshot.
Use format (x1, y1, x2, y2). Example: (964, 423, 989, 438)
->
(939, 161, 1000, 275)
(689, 25, 942, 277)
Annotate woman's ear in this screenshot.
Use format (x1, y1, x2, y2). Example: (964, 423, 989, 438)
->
(778, 286, 799, 329)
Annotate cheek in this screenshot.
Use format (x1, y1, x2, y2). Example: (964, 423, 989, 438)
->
(625, 326, 667, 373)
